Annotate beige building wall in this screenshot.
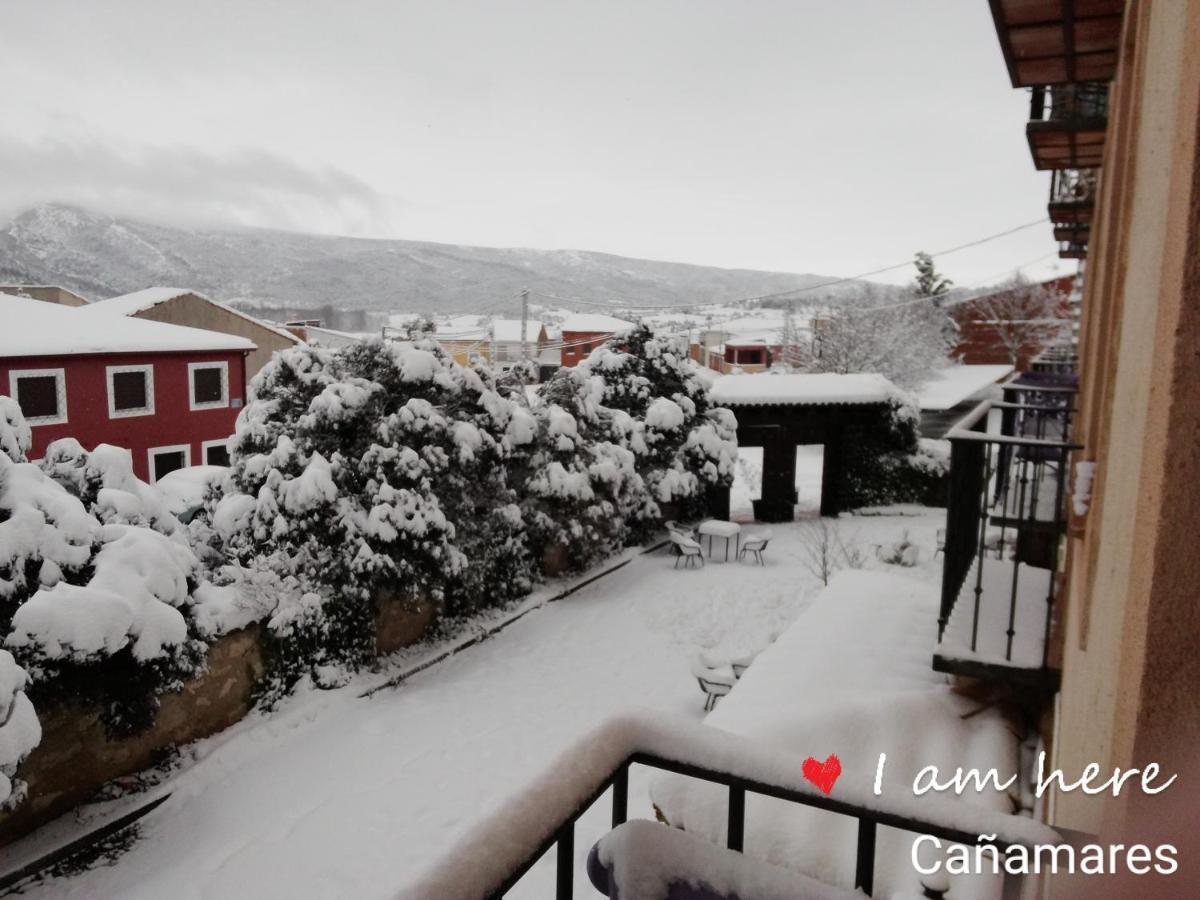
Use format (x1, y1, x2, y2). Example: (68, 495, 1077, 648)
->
(0, 285, 89, 307)
(133, 293, 299, 381)
(1049, 0, 1200, 839)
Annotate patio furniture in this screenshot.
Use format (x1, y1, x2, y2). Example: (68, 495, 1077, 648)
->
(664, 519, 698, 542)
(697, 519, 741, 561)
(670, 532, 704, 569)
(934, 528, 946, 558)
(737, 529, 772, 566)
(691, 656, 735, 711)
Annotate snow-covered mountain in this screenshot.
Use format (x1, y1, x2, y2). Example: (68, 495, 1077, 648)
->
(0, 204, 846, 323)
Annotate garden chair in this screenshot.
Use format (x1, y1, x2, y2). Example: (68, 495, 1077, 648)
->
(670, 532, 704, 569)
(934, 528, 946, 558)
(690, 656, 735, 711)
(737, 529, 772, 566)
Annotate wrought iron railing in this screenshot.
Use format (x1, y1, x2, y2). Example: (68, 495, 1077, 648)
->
(1029, 82, 1109, 124)
(403, 716, 1060, 899)
(936, 383, 1079, 681)
(1049, 168, 1097, 211)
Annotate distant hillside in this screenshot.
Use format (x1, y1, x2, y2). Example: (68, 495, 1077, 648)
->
(0, 205, 854, 327)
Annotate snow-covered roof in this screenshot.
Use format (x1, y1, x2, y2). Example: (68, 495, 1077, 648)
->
(915, 365, 1014, 411)
(81, 287, 301, 345)
(710, 372, 899, 406)
(0, 292, 256, 357)
(559, 313, 635, 334)
(490, 319, 544, 343)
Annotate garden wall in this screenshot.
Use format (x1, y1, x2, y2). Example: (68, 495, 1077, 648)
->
(0, 595, 438, 848)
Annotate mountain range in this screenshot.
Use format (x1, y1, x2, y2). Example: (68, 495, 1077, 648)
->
(0, 205, 853, 326)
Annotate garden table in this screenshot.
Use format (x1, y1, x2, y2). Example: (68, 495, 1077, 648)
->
(697, 519, 741, 561)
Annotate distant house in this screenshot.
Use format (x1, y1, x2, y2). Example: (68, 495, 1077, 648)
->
(433, 317, 490, 367)
(1, 292, 255, 482)
(489, 319, 549, 372)
(559, 314, 635, 368)
(947, 275, 1074, 369)
(0, 284, 90, 307)
(78, 287, 300, 379)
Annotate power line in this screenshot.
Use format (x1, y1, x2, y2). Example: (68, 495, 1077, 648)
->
(526, 217, 1050, 314)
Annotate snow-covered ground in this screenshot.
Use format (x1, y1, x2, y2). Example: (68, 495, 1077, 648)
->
(12, 512, 948, 899)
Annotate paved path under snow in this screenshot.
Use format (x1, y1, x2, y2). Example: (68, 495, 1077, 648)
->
(20, 514, 944, 899)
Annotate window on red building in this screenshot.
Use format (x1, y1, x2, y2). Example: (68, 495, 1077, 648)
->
(189, 362, 229, 410)
(9, 368, 67, 424)
(106, 364, 155, 418)
(149, 445, 191, 483)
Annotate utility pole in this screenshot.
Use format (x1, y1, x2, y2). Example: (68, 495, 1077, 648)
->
(519, 287, 530, 380)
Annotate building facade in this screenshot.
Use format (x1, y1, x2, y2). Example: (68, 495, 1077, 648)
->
(559, 314, 634, 367)
(2, 293, 254, 482)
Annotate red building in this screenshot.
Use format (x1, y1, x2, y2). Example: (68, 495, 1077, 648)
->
(947, 275, 1074, 370)
(558, 313, 635, 367)
(1, 292, 255, 482)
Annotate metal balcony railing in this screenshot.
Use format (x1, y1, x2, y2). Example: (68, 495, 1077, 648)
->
(935, 382, 1079, 688)
(1029, 82, 1109, 125)
(403, 715, 1060, 900)
(1050, 168, 1097, 206)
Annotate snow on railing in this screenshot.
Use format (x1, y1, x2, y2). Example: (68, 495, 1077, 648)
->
(398, 711, 1061, 899)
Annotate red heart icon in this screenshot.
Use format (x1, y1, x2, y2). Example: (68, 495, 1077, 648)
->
(802, 754, 842, 795)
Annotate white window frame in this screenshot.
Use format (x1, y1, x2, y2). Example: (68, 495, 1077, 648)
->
(105, 363, 155, 418)
(188, 361, 229, 411)
(8, 367, 68, 426)
(147, 444, 192, 484)
(201, 437, 232, 466)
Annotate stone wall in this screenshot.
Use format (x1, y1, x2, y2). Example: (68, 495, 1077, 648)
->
(0, 625, 264, 847)
(1, 590, 440, 847)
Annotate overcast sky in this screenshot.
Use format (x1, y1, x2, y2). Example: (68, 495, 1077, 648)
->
(0, 0, 1065, 286)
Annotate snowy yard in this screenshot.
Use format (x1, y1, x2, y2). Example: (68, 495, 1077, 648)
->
(10, 512, 949, 899)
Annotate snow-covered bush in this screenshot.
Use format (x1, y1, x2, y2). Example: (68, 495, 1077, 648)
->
(214, 340, 536, 700)
(521, 367, 652, 571)
(0, 649, 40, 808)
(0, 398, 205, 738)
(39, 438, 181, 535)
(840, 394, 949, 509)
(581, 326, 737, 527)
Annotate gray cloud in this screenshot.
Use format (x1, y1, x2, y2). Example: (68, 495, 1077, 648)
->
(0, 136, 395, 235)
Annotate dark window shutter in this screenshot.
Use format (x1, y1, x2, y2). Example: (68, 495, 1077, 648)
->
(193, 367, 223, 404)
(16, 375, 59, 418)
(112, 370, 148, 411)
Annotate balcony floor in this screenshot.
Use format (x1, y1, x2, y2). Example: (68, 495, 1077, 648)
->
(934, 556, 1059, 688)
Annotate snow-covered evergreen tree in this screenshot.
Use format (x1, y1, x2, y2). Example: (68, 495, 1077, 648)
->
(214, 339, 536, 699)
(580, 326, 737, 524)
(521, 367, 651, 571)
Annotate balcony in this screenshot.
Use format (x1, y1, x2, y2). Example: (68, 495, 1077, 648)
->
(1027, 82, 1108, 170)
(989, 0, 1125, 89)
(934, 379, 1079, 691)
(1047, 168, 1096, 225)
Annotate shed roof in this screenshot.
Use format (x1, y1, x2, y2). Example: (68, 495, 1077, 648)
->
(0, 292, 256, 358)
(915, 365, 1015, 411)
(711, 373, 899, 407)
